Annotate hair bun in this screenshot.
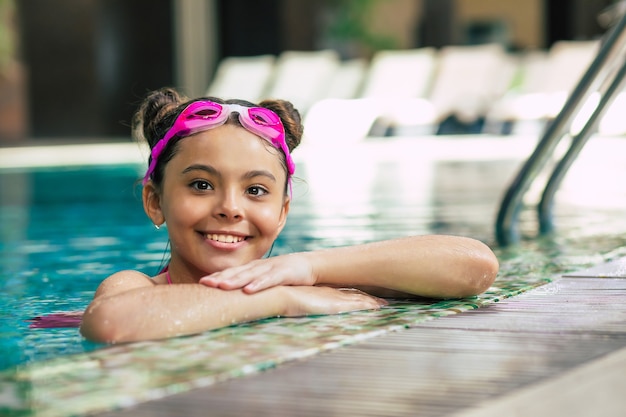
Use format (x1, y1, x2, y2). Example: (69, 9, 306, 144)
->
(259, 99, 303, 152)
(133, 88, 188, 147)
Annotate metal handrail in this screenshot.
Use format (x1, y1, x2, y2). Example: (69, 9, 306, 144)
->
(495, 13, 626, 246)
(539, 59, 626, 234)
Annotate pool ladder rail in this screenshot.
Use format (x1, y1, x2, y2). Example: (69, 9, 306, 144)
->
(495, 11, 626, 246)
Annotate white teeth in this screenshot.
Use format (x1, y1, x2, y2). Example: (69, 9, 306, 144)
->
(207, 234, 244, 243)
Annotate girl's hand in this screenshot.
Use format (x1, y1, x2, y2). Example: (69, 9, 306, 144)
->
(199, 253, 315, 293)
(281, 286, 388, 317)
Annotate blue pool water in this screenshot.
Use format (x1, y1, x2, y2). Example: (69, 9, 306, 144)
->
(0, 165, 152, 369)
(2, 137, 625, 371)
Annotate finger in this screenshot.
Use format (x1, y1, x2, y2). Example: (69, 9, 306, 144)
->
(337, 288, 388, 307)
(209, 263, 278, 292)
(217, 275, 255, 290)
(241, 272, 284, 293)
(199, 268, 251, 289)
(346, 293, 388, 311)
(237, 262, 291, 293)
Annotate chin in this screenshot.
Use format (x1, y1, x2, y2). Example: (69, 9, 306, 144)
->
(205, 257, 250, 274)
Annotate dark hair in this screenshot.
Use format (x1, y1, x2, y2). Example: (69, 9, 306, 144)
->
(132, 87, 303, 190)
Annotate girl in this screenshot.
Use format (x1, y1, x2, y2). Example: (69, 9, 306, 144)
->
(80, 88, 499, 343)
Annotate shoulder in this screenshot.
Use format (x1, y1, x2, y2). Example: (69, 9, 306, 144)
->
(93, 270, 156, 299)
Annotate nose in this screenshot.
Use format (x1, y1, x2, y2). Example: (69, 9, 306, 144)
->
(213, 189, 243, 220)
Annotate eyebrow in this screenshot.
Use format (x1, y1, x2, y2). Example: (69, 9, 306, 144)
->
(182, 164, 277, 183)
(182, 164, 220, 177)
(244, 170, 277, 183)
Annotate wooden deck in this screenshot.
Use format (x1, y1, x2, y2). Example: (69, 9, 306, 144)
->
(95, 274, 626, 417)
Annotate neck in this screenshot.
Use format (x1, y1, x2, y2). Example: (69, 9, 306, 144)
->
(164, 261, 207, 284)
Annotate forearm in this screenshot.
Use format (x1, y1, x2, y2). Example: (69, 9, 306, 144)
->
(305, 235, 499, 298)
(80, 284, 287, 343)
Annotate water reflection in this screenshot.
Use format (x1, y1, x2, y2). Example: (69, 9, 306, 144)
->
(0, 171, 31, 274)
(289, 141, 436, 247)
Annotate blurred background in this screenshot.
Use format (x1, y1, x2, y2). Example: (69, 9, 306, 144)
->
(0, 0, 621, 143)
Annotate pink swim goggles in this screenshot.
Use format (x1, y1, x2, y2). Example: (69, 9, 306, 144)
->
(142, 100, 296, 186)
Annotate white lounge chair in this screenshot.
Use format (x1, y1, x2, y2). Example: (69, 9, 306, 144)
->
(206, 54, 275, 103)
(485, 41, 600, 135)
(427, 43, 511, 127)
(263, 50, 341, 114)
(359, 48, 439, 135)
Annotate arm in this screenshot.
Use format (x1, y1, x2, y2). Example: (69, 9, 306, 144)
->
(80, 271, 384, 343)
(305, 235, 499, 298)
(201, 235, 499, 298)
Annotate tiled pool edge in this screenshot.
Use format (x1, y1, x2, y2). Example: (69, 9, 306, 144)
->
(126, 277, 626, 417)
(1, 277, 550, 417)
(0, 142, 147, 169)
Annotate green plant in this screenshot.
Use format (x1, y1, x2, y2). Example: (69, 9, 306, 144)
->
(324, 0, 397, 54)
(0, 0, 16, 73)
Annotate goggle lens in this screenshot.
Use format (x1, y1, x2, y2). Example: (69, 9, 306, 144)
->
(190, 104, 223, 119)
(247, 108, 280, 126)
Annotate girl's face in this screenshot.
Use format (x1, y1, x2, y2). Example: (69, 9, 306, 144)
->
(145, 123, 290, 281)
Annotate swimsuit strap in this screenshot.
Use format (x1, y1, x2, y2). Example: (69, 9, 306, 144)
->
(166, 269, 173, 285)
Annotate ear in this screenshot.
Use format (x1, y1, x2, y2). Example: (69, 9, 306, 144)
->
(275, 196, 291, 234)
(142, 182, 165, 226)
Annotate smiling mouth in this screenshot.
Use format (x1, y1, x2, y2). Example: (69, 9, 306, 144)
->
(206, 234, 246, 243)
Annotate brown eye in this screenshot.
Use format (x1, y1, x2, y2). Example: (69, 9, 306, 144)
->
(247, 186, 268, 196)
(190, 180, 213, 191)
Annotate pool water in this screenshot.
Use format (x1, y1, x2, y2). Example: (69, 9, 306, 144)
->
(0, 165, 153, 369)
(1, 137, 625, 372)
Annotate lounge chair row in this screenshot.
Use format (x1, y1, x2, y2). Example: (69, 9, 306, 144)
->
(206, 41, 623, 141)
